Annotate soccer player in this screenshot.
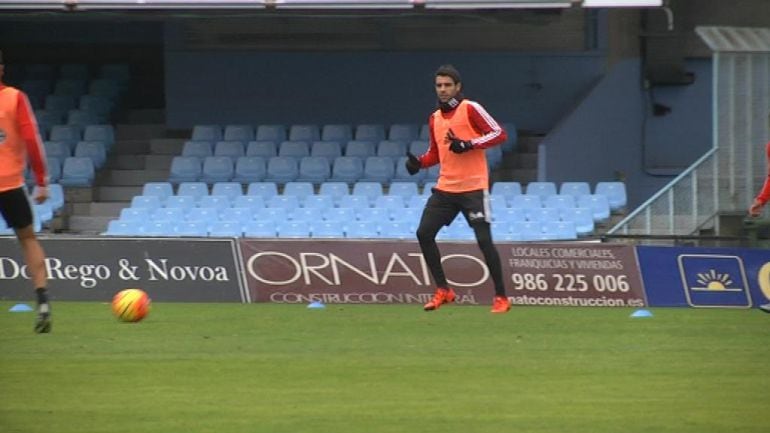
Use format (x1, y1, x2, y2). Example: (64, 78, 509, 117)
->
(748, 138, 770, 313)
(0, 50, 52, 332)
(405, 64, 511, 313)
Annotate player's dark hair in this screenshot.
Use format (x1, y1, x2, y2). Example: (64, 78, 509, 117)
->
(435, 64, 461, 84)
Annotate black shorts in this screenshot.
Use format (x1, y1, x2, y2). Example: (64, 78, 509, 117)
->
(0, 187, 33, 229)
(421, 188, 491, 228)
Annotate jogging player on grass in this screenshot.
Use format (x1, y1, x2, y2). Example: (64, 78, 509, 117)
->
(405, 64, 511, 314)
(748, 137, 770, 314)
(0, 50, 52, 332)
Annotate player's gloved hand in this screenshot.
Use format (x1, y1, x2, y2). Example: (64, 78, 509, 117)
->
(447, 129, 473, 153)
(405, 152, 421, 175)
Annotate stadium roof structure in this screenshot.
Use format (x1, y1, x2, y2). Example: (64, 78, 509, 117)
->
(696, 26, 770, 53)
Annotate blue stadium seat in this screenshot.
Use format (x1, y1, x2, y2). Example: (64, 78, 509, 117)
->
(407, 195, 428, 209)
(377, 140, 407, 159)
(120, 207, 151, 222)
(303, 195, 334, 209)
(345, 140, 376, 159)
(378, 221, 413, 239)
(345, 221, 378, 238)
(493, 208, 527, 223)
(247, 182, 279, 200)
(544, 194, 576, 210)
(559, 182, 591, 198)
(47, 184, 65, 212)
(560, 207, 595, 236)
(388, 124, 419, 142)
(339, 194, 370, 209)
(219, 207, 253, 225)
(319, 182, 349, 206)
(361, 156, 394, 183)
(232, 195, 265, 210)
(83, 124, 115, 148)
(577, 194, 611, 222)
(224, 124, 254, 142)
(289, 125, 320, 142)
(489, 194, 508, 211)
(186, 207, 220, 224)
(44, 141, 71, 159)
(595, 181, 627, 211)
(491, 182, 522, 200)
(79, 96, 113, 122)
(44, 157, 62, 184)
(198, 195, 232, 210)
(176, 182, 209, 202)
(352, 181, 383, 205)
(323, 207, 356, 223)
(288, 208, 316, 223)
(312, 222, 345, 238)
(175, 221, 209, 237)
(437, 223, 475, 241)
(297, 156, 331, 184)
(59, 157, 94, 186)
(418, 124, 431, 141)
(35, 110, 63, 135)
(191, 125, 222, 142)
(142, 182, 175, 201)
(66, 109, 100, 128)
(152, 207, 186, 222)
(201, 156, 234, 183)
(282, 182, 315, 204)
(211, 182, 244, 201)
(408, 140, 429, 156)
(164, 195, 197, 210)
(278, 141, 310, 159)
(255, 124, 286, 142)
(388, 182, 419, 199)
(277, 221, 311, 238)
(513, 221, 544, 241)
(73, 141, 107, 168)
(131, 195, 162, 209)
(246, 141, 278, 158)
(264, 157, 299, 184)
(168, 156, 202, 183)
(214, 141, 245, 160)
(208, 220, 243, 238)
(357, 206, 389, 222)
(233, 157, 267, 183)
(243, 221, 277, 238)
(267, 195, 300, 209)
(354, 124, 386, 142)
(49, 125, 81, 151)
(374, 195, 405, 209)
(331, 156, 363, 184)
(525, 207, 561, 223)
(44, 95, 77, 113)
(321, 124, 353, 142)
(103, 220, 143, 236)
(392, 156, 425, 183)
(491, 221, 516, 241)
(526, 182, 558, 199)
(510, 195, 542, 210)
(310, 141, 343, 163)
(542, 221, 577, 240)
(389, 206, 421, 225)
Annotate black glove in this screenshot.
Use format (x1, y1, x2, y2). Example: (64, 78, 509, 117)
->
(405, 152, 421, 175)
(447, 129, 473, 153)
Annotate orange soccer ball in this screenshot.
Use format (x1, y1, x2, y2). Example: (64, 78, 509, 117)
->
(111, 288, 152, 322)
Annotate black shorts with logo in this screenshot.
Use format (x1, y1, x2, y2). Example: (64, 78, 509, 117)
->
(0, 187, 34, 229)
(420, 188, 491, 229)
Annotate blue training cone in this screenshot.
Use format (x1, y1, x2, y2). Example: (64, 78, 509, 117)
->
(307, 301, 326, 309)
(9, 303, 34, 312)
(630, 309, 653, 318)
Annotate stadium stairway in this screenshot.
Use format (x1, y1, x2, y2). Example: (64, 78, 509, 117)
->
(65, 109, 185, 234)
(490, 133, 540, 185)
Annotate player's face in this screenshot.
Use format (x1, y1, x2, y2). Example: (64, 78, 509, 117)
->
(435, 75, 461, 103)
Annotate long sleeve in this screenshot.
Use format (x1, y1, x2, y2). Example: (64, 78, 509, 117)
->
(755, 142, 770, 205)
(466, 101, 506, 150)
(418, 114, 440, 168)
(16, 91, 48, 187)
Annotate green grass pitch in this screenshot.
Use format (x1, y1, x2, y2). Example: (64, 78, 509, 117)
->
(1, 302, 768, 433)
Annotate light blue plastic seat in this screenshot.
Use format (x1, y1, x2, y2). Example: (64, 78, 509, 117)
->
(376, 140, 407, 159)
(277, 221, 311, 238)
(59, 156, 94, 186)
(232, 195, 265, 210)
(510, 194, 542, 210)
(577, 194, 611, 222)
(198, 195, 232, 210)
(223, 124, 254, 142)
(243, 221, 277, 238)
(352, 181, 383, 205)
(191, 124, 222, 142)
(525, 182, 558, 200)
(388, 124, 419, 142)
(408, 140, 429, 155)
(43, 157, 62, 184)
(44, 141, 71, 159)
(66, 109, 100, 128)
(175, 221, 209, 237)
(331, 156, 363, 184)
(255, 124, 286, 142)
(525, 207, 561, 223)
(152, 207, 186, 222)
(374, 195, 405, 209)
(245, 141, 278, 158)
(131, 195, 162, 209)
(542, 220, 577, 240)
(201, 156, 234, 183)
(345, 221, 378, 238)
(181, 140, 213, 158)
(595, 181, 627, 211)
(186, 207, 219, 224)
(79, 97, 113, 122)
(559, 182, 591, 199)
(489, 194, 508, 211)
(219, 207, 253, 225)
(73, 141, 107, 168)
(513, 221, 544, 241)
(388, 182, 419, 199)
(103, 219, 143, 236)
(357, 207, 390, 223)
(560, 207, 595, 236)
(407, 195, 428, 209)
(297, 156, 331, 184)
(176, 182, 209, 203)
(321, 124, 352, 142)
(233, 156, 267, 183)
(544, 194, 576, 210)
(319, 182, 349, 206)
(323, 207, 356, 223)
(208, 220, 243, 238)
(361, 156, 394, 183)
(389, 206, 421, 225)
(168, 156, 202, 183)
(339, 194, 370, 209)
(267, 195, 300, 209)
(493, 208, 526, 223)
(211, 182, 243, 201)
(164, 195, 197, 210)
(303, 195, 334, 209)
(264, 157, 299, 184)
(354, 124, 386, 142)
(247, 182, 279, 200)
(282, 182, 315, 204)
(312, 222, 345, 238)
(310, 141, 342, 163)
(120, 207, 151, 222)
(214, 141, 245, 160)
(288, 208, 316, 223)
(378, 221, 413, 239)
(289, 124, 320, 142)
(345, 140, 376, 159)
(491, 182, 522, 200)
(82, 124, 115, 148)
(48, 125, 81, 151)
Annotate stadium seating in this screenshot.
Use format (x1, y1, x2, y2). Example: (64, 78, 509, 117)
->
(247, 182, 279, 200)
(321, 124, 353, 142)
(559, 181, 591, 198)
(278, 141, 310, 159)
(388, 124, 419, 141)
(297, 156, 331, 184)
(168, 156, 202, 183)
(176, 182, 209, 202)
(526, 182, 558, 199)
(256, 124, 286, 142)
(191, 125, 222, 142)
(201, 156, 234, 183)
(232, 157, 267, 183)
(213, 141, 245, 160)
(595, 181, 627, 211)
(352, 181, 383, 205)
(354, 124, 386, 142)
(208, 221, 244, 238)
(289, 124, 320, 142)
(73, 141, 107, 168)
(331, 157, 364, 184)
(310, 141, 343, 163)
(164, 195, 197, 210)
(345, 141, 376, 159)
(246, 141, 278, 158)
(283, 182, 315, 203)
(361, 156, 394, 183)
(264, 157, 299, 184)
(59, 157, 95, 186)
(131, 195, 162, 209)
(211, 182, 243, 200)
(223, 124, 254, 142)
(319, 182, 350, 205)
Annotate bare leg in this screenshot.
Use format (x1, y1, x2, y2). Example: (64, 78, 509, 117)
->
(16, 225, 47, 289)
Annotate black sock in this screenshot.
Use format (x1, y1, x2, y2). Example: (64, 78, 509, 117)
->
(35, 288, 49, 305)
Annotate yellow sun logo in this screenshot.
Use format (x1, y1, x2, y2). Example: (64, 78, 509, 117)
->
(693, 269, 738, 291)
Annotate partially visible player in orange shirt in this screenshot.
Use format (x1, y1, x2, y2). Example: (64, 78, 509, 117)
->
(747, 140, 770, 313)
(0, 50, 52, 332)
(405, 64, 511, 314)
